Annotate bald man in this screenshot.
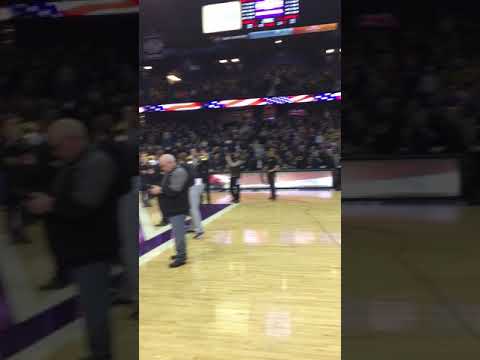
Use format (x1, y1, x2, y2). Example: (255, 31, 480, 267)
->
(150, 154, 191, 268)
(25, 118, 117, 360)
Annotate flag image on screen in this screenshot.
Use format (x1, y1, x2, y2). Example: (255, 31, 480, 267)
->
(241, 0, 300, 29)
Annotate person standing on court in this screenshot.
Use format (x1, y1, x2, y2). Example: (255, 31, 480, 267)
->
(151, 154, 168, 226)
(149, 154, 191, 268)
(197, 147, 211, 204)
(139, 153, 154, 207)
(182, 150, 205, 239)
(34, 123, 71, 290)
(25, 118, 118, 360)
(91, 112, 139, 317)
(265, 148, 280, 200)
(226, 152, 243, 203)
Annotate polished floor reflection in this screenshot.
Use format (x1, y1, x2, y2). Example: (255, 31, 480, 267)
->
(343, 202, 480, 360)
(140, 191, 341, 360)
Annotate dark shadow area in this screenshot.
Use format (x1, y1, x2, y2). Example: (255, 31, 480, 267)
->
(342, 3, 480, 359)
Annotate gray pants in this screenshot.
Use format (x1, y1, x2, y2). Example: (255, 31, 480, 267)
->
(73, 261, 112, 359)
(170, 214, 187, 261)
(188, 183, 205, 233)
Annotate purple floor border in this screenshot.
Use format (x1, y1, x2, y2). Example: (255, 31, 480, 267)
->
(0, 296, 80, 358)
(0, 204, 231, 358)
(139, 204, 230, 257)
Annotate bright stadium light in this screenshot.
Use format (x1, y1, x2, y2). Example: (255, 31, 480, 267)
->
(231, 58, 240, 63)
(143, 66, 153, 70)
(166, 74, 182, 82)
(325, 49, 335, 54)
(219, 59, 229, 63)
(275, 39, 283, 44)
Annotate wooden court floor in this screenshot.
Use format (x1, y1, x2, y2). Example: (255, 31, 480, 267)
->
(343, 202, 480, 360)
(140, 190, 341, 360)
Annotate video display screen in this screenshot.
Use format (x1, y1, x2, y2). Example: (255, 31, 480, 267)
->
(241, 0, 300, 29)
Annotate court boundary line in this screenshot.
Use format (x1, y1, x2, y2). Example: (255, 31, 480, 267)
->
(6, 318, 84, 360)
(139, 203, 238, 267)
(138, 204, 230, 257)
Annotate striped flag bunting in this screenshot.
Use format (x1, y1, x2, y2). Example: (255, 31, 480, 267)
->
(140, 92, 341, 113)
(0, 0, 138, 20)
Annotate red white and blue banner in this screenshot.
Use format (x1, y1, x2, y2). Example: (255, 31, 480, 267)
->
(0, 0, 138, 21)
(139, 92, 341, 113)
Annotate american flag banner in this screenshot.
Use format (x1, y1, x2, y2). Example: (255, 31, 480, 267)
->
(316, 92, 341, 102)
(204, 101, 225, 110)
(266, 96, 291, 105)
(219, 98, 268, 108)
(140, 91, 341, 113)
(1, 0, 138, 20)
(9, 2, 62, 18)
(161, 102, 203, 111)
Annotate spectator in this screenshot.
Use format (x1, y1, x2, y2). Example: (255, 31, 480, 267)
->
(343, 13, 480, 155)
(139, 105, 340, 174)
(25, 118, 118, 360)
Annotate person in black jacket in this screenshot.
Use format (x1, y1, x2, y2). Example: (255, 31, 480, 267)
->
(139, 155, 153, 207)
(150, 154, 190, 268)
(197, 148, 211, 204)
(264, 148, 280, 200)
(150, 161, 168, 227)
(226, 152, 243, 203)
(91, 113, 139, 313)
(25, 118, 118, 360)
(1, 117, 30, 244)
(35, 138, 70, 290)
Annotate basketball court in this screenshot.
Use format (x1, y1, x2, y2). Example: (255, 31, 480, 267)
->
(139, 190, 341, 360)
(343, 202, 480, 359)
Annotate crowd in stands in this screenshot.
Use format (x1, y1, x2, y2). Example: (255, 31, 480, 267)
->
(141, 49, 341, 104)
(140, 105, 340, 173)
(0, 44, 136, 131)
(343, 14, 480, 155)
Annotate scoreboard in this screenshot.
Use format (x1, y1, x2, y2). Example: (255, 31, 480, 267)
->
(241, 0, 300, 30)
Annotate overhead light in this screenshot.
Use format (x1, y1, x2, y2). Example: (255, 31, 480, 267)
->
(275, 39, 283, 44)
(219, 59, 229, 63)
(231, 58, 240, 63)
(339, 48, 341, 53)
(166, 74, 182, 82)
(143, 66, 153, 70)
(325, 49, 335, 54)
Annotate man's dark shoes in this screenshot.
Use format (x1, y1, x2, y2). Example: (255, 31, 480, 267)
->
(169, 259, 186, 268)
